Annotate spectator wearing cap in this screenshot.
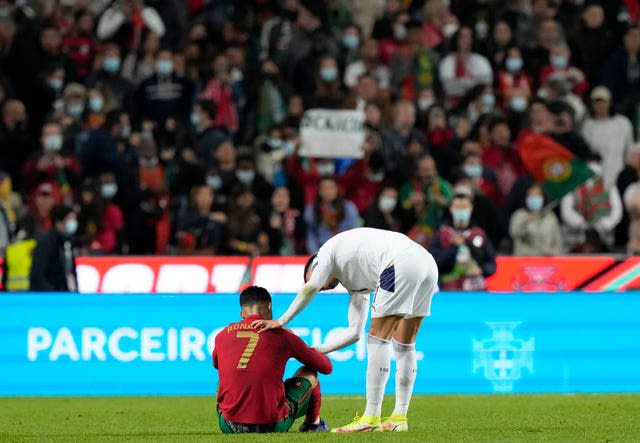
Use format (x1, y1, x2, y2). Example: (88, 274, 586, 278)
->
(581, 86, 633, 189)
(61, 9, 98, 82)
(134, 47, 193, 127)
(96, 0, 165, 56)
(602, 26, 640, 123)
(29, 204, 78, 292)
(85, 42, 134, 111)
(438, 26, 493, 109)
(22, 121, 82, 203)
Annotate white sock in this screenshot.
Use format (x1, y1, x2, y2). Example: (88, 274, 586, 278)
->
(364, 334, 392, 417)
(392, 339, 417, 416)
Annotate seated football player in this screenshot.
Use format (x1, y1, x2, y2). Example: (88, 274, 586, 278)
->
(213, 286, 333, 433)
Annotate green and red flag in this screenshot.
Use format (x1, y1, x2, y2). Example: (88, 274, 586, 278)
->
(519, 133, 594, 200)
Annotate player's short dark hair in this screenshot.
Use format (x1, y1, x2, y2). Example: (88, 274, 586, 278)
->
(239, 286, 271, 307)
(303, 254, 317, 282)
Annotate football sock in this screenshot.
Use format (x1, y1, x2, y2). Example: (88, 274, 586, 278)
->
(392, 339, 417, 416)
(305, 383, 322, 424)
(364, 334, 392, 417)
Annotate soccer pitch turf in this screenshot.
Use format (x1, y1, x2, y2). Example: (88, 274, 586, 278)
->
(1, 394, 639, 442)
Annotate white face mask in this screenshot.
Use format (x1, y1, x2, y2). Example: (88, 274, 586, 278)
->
(206, 175, 222, 190)
(317, 163, 335, 176)
(367, 171, 385, 183)
(443, 23, 459, 38)
(418, 98, 435, 111)
(378, 196, 397, 212)
(64, 218, 78, 236)
(101, 183, 118, 199)
(44, 134, 63, 152)
(236, 169, 255, 184)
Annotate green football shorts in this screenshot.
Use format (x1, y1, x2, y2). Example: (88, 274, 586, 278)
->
(217, 376, 313, 433)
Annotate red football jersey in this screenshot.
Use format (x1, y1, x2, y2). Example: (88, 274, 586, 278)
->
(213, 315, 332, 424)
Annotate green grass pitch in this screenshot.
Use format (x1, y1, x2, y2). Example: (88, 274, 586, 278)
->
(1, 394, 639, 442)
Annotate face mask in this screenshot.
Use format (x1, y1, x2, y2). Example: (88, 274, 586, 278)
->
(236, 169, 255, 184)
(550, 55, 567, 69)
(64, 218, 78, 236)
(155, 59, 174, 76)
(283, 140, 296, 155)
(418, 98, 435, 111)
(267, 138, 283, 149)
(89, 96, 104, 112)
(320, 66, 338, 82)
(463, 164, 482, 178)
(443, 23, 459, 38)
(139, 156, 159, 168)
(44, 134, 63, 152)
(103, 56, 121, 73)
(206, 175, 222, 190)
(342, 34, 359, 49)
(367, 171, 385, 183)
(394, 24, 407, 41)
(378, 196, 397, 212)
(48, 78, 63, 92)
(475, 20, 488, 39)
(453, 186, 472, 197)
(317, 163, 335, 176)
(481, 93, 495, 108)
(190, 112, 201, 127)
(510, 96, 528, 112)
(120, 126, 131, 139)
(452, 208, 471, 225)
(526, 195, 543, 211)
(101, 183, 118, 199)
(67, 103, 84, 117)
(506, 57, 523, 72)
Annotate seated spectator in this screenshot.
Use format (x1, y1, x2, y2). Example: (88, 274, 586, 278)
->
(225, 186, 269, 256)
(481, 117, 526, 207)
(438, 26, 493, 108)
(460, 148, 500, 206)
(423, 105, 454, 166)
(175, 184, 226, 255)
(380, 100, 423, 180)
(22, 121, 83, 204)
(429, 193, 496, 290)
(580, 86, 633, 189)
(509, 183, 563, 256)
(560, 155, 623, 252)
(624, 182, 640, 255)
(0, 99, 34, 188)
(85, 88, 109, 130)
(287, 154, 338, 207)
(29, 204, 78, 292)
(231, 153, 274, 218)
(304, 177, 359, 253)
(362, 186, 414, 233)
(400, 154, 452, 248)
(267, 187, 305, 255)
(135, 48, 193, 127)
(192, 100, 226, 167)
(77, 179, 124, 254)
(26, 182, 60, 237)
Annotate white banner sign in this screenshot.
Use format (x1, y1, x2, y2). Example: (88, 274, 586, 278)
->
(299, 109, 365, 158)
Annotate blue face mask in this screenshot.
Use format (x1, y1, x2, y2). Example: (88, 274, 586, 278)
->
(103, 56, 121, 73)
(67, 103, 84, 117)
(510, 96, 528, 112)
(190, 112, 201, 127)
(481, 93, 495, 109)
(342, 34, 359, 49)
(463, 164, 482, 178)
(48, 78, 63, 92)
(89, 96, 104, 112)
(320, 66, 338, 82)
(550, 55, 568, 69)
(156, 59, 174, 76)
(505, 57, 523, 73)
(526, 195, 544, 212)
(120, 126, 131, 139)
(452, 208, 471, 225)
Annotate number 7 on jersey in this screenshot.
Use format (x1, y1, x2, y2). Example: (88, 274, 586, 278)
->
(236, 331, 260, 369)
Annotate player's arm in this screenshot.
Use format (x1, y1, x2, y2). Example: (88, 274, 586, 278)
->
(285, 330, 333, 375)
(313, 293, 369, 354)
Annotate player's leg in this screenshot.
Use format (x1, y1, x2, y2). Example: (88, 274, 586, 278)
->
(331, 314, 402, 433)
(276, 366, 328, 433)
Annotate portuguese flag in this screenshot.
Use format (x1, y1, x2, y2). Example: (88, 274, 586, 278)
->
(519, 134, 594, 200)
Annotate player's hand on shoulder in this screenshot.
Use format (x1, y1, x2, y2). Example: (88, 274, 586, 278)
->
(251, 319, 282, 333)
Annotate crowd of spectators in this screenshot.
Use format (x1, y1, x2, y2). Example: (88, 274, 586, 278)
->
(1, 0, 640, 290)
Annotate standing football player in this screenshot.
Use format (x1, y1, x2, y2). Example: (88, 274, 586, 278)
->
(253, 227, 438, 432)
(214, 286, 332, 433)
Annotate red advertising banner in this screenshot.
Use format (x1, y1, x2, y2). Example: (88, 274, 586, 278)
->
(70, 255, 632, 294)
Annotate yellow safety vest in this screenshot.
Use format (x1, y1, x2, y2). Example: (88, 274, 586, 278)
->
(5, 239, 37, 291)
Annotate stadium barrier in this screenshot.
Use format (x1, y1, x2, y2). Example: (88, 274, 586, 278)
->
(2, 292, 639, 396)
